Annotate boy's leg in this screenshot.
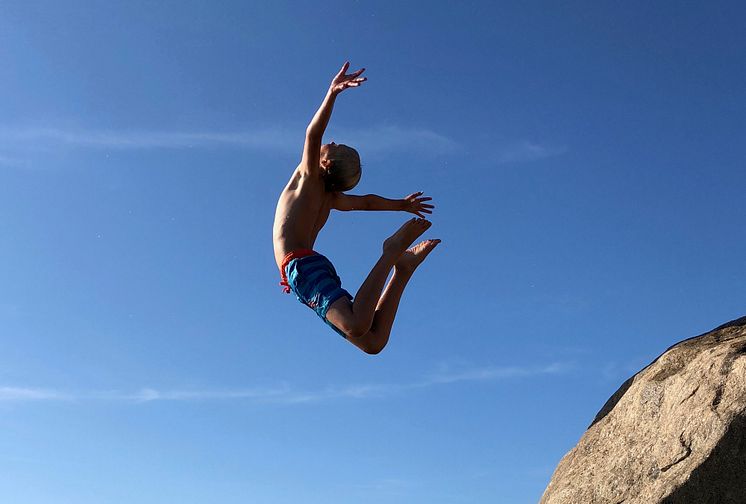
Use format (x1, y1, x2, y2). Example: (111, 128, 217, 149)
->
(325, 218, 431, 340)
(348, 239, 440, 354)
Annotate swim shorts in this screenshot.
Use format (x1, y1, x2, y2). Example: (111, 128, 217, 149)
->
(280, 250, 352, 338)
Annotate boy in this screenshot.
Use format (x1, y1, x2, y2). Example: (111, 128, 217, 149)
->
(273, 62, 440, 354)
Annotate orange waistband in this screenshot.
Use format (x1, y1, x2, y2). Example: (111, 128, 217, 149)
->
(279, 249, 316, 293)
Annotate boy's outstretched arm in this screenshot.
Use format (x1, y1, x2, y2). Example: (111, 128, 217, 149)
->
(301, 62, 366, 174)
(332, 192, 434, 218)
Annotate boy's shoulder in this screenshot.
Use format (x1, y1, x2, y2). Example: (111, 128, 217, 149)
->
(285, 162, 326, 191)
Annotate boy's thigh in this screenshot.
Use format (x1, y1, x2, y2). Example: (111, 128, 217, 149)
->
(324, 297, 356, 332)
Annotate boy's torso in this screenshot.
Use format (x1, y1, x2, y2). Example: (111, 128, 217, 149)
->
(273, 166, 333, 269)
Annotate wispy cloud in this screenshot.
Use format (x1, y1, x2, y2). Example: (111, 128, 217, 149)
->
(0, 125, 569, 167)
(494, 140, 566, 164)
(0, 362, 571, 405)
(0, 126, 294, 152)
(234, 362, 571, 404)
(104, 385, 293, 403)
(0, 124, 457, 157)
(0, 386, 70, 401)
(333, 124, 458, 155)
(425, 362, 572, 384)
(0, 153, 29, 167)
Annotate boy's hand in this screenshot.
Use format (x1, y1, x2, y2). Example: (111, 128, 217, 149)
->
(330, 62, 367, 95)
(402, 192, 434, 218)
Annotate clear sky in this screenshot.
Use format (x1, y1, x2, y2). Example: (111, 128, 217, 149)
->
(1, 1, 745, 502)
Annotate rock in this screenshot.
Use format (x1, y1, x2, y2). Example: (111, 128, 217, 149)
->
(541, 317, 746, 504)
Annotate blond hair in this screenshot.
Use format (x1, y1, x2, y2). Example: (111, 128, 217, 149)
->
(324, 146, 361, 192)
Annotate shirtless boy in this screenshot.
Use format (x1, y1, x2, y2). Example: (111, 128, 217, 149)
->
(273, 62, 440, 354)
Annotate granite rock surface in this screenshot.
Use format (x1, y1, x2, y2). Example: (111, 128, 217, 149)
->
(541, 317, 746, 504)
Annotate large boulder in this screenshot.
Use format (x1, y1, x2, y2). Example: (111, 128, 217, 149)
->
(541, 316, 746, 504)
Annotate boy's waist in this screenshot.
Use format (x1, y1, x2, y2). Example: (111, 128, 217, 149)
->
(281, 249, 317, 271)
(279, 249, 317, 293)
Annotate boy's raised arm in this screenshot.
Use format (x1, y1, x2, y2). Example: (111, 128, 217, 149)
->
(301, 62, 366, 173)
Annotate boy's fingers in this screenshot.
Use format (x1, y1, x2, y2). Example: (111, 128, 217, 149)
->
(336, 61, 350, 77)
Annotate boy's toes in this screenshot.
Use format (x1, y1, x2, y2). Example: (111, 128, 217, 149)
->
(395, 238, 441, 271)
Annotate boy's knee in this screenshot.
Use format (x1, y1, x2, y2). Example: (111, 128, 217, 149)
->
(361, 342, 385, 355)
(347, 330, 386, 355)
(343, 322, 370, 340)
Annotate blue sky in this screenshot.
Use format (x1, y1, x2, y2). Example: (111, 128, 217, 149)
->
(1, 1, 745, 502)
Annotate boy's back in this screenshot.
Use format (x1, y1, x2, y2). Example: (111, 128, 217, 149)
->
(272, 165, 331, 269)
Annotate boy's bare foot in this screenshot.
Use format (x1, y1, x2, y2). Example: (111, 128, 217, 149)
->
(382, 218, 431, 257)
(395, 239, 441, 274)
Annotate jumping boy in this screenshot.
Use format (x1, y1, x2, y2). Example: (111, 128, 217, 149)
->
(273, 62, 440, 354)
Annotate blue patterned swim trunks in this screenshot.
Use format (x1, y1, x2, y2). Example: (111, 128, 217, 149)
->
(283, 251, 352, 338)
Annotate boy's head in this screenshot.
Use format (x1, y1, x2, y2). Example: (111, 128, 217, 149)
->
(320, 142, 361, 192)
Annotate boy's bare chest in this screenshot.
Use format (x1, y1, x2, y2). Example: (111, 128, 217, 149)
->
(274, 173, 333, 245)
(291, 175, 330, 224)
